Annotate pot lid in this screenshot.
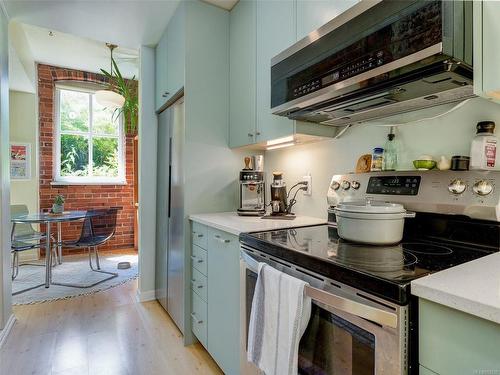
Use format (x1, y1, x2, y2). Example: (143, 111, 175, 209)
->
(336, 200, 406, 214)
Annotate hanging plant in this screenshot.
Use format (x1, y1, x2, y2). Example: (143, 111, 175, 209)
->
(100, 57, 138, 135)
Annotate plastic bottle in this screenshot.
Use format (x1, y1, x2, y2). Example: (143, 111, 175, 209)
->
(383, 127, 398, 171)
(470, 121, 499, 170)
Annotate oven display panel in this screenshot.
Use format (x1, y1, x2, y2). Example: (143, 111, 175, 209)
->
(367, 176, 421, 195)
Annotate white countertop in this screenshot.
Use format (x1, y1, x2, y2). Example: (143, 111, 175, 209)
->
(411, 252, 500, 324)
(189, 212, 326, 236)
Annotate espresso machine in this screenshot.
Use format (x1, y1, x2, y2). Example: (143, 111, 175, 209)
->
(237, 157, 266, 216)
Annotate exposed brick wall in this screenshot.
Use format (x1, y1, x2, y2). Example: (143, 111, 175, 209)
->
(38, 64, 137, 251)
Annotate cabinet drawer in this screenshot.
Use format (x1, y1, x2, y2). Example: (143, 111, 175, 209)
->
(191, 244, 207, 276)
(207, 227, 238, 251)
(191, 292, 208, 348)
(192, 222, 208, 249)
(191, 266, 207, 302)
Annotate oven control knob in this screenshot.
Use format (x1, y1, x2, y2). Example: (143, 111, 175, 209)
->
(341, 181, 351, 190)
(448, 179, 467, 195)
(330, 181, 340, 191)
(351, 181, 360, 190)
(473, 180, 493, 196)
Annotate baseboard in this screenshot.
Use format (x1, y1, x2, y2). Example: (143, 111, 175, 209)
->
(136, 289, 156, 303)
(0, 314, 16, 349)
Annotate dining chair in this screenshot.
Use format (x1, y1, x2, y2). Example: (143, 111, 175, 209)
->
(11, 204, 58, 281)
(53, 207, 120, 288)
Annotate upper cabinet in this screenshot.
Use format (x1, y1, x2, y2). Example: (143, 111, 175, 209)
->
(474, 0, 500, 102)
(296, 0, 358, 40)
(229, 0, 257, 148)
(155, 3, 186, 111)
(255, 0, 296, 143)
(228, 0, 357, 148)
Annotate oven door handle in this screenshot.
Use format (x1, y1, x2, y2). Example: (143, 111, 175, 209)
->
(241, 250, 398, 329)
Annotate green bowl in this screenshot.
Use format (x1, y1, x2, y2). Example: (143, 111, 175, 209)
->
(413, 159, 436, 170)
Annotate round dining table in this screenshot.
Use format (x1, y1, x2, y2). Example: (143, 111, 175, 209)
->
(11, 210, 104, 288)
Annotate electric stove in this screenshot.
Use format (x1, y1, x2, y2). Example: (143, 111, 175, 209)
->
(240, 170, 500, 305)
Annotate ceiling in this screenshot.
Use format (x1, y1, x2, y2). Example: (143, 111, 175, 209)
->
(4, 0, 239, 93)
(22, 23, 139, 78)
(1, 0, 181, 49)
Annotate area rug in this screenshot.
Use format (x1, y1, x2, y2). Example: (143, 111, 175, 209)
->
(12, 252, 138, 305)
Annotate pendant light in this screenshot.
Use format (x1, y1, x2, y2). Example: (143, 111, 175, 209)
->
(95, 43, 125, 109)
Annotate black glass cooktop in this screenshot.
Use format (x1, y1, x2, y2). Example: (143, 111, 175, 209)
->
(240, 224, 495, 305)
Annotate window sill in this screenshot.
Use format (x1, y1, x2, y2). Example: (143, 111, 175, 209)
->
(51, 180, 127, 186)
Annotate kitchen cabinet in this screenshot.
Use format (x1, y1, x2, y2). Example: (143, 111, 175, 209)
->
(229, 0, 257, 148)
(296, 0, 358, 40)
(255, 0, 296, 143)
(155, 3, 186, 111)
(190, 221, 240, 374)
(474, 0, 500, 101)
(155, 31, 168, 110)
(228, 0, 343, 148)
(207, 227, 240, 375)
(419, 298, 500, 374)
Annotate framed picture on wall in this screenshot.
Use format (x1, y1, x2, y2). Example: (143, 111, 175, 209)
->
(10, 143, 31, 180)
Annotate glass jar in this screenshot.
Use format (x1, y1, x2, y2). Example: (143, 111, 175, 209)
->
(371, 147, 384, 171)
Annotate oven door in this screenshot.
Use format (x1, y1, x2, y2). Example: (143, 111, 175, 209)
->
(240, 248, 407, 375)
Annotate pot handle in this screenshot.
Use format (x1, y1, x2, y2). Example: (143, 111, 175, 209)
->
(404, 211, 416, 218)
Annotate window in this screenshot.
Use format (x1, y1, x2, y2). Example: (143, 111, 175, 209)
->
(55, 85, 125, 184)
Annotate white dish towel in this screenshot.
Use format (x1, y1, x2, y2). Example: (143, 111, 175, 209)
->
(247, 262, 312, 375)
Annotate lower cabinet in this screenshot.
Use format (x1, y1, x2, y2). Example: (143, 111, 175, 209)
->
(419, 298, 500, 375)
(190, 221, 240, 374)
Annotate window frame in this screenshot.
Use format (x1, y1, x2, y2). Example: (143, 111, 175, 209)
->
(53, 84, 126, 185)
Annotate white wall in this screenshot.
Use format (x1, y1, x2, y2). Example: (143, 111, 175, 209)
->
(0, 8, 11, 332)
(9, 91, 38, 261)
(264, 97, 500, 218)
(137, 46, 158, 301)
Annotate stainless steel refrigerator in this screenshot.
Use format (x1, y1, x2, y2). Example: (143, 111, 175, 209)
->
(155, 97, 184, 333)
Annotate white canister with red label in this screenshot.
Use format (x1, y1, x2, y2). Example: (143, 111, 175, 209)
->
(470, 121, 499, 170)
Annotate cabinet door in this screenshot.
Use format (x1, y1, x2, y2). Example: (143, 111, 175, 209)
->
(229, 0, 257, 148)
(155, 32, 168, 111)
(207, 228, 240, 375)
(475, 1, 500, 97)
(296, 0, 358, 40)
(256, 0, 295, 143)
(166, 3, 186, 100)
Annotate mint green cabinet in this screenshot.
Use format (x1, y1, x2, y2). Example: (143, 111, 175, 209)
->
(165, 4, 185, 102)
(190, 222, 240, 374)
(155, 31, 168, 110)
(474, 1, 500, 101)
(207, 228, 240, 375)
(296, 0, 358, 40)
(255, 0, 296, 143)
(155, 3, 186, 111)
(419, 298, 500, 375)
(229, 0, 257, 148)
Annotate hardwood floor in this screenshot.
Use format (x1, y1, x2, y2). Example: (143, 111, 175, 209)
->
(0, 279, 223, 375)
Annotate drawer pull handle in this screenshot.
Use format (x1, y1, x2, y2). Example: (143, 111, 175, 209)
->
(190, 280, 204, 289)
(197, 234, 204, 238)
(162, 91, 170, 98)
(192, 231, 204, 238)
(191, 312, 203, 324)
(190, 255, 203, 263)
(214, 234, 230, 244)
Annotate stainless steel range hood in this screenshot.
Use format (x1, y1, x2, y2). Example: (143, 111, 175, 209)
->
(271, 0, 474, 127)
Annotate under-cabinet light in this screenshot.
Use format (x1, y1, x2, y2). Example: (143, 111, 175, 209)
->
(266, 142, 295, 151)
(266, 135, 294, 146)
